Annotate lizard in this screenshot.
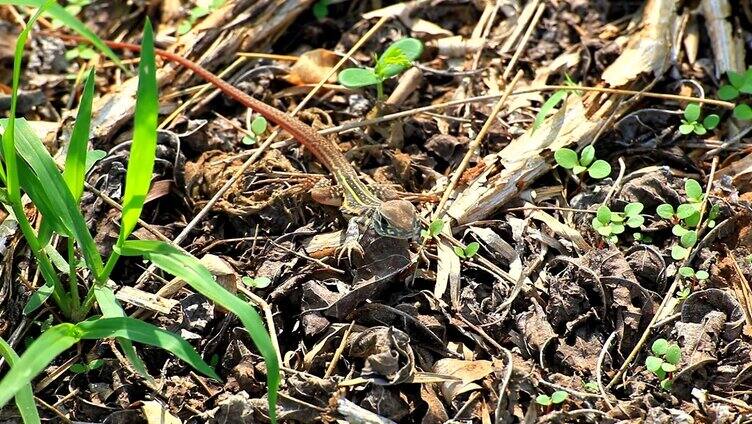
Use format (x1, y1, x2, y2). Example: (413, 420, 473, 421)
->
(50, 33, 420, 259)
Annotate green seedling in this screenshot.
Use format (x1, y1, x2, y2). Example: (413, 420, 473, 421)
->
(70, 358, 105, 374)
(0, 15, 278, 421)
(592, 203, 644, 243)
(241, 276, 272, 289)
(533, 75, 581, 132)
(338, 38, 423, 100)
(51, 0, 91, 27)
(645, 338, 681, 390)
(583, 381, 599, 393)
(536, 390, 568, 411)
(242, 116, 268, 145)
(678, 266, 709, 281)
(656, 179, 711, 260)
(178, 0, 225, 35)
(313, 0, 329, 20)
(718, 69, 752, 120)
(679, 103, 719, 135)
(421, 218, 444, 239)
(554, 146, 611, 179)
(453, 242, 480, 259)
(65, 44, 98, 61)
(633, 232, 652, 243)
(676, 287, 691, 301)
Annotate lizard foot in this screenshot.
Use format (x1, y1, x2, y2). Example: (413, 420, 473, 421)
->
(336, 237, 365, 263)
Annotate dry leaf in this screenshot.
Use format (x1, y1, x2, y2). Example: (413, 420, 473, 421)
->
(285, 49, 340, 85)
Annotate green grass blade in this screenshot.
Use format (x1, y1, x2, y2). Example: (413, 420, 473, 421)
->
(0, 0, 122, 67)
(0, 337, 40, 424)
(64, 68, 95, 202)
(93, 285, 151, 380)
(75, 317, 219, 380)
(2, 0, 52, 204)
(0, 324, 80, 408)
(117, 19, 157, 246)
(4, 118, 103, 275)
(117, 240, 279, 422)
(533, 90, 568, 132)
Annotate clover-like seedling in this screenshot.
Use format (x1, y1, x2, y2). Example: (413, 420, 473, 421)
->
(678, 266, 709, 281)
(338, 38, 423, 100)
(657, 179, 705, 230)
(583, 381, 599, 393)
(554, 146, 611, 179)
(242, 116, 268, 145)
(645, 338, 681, 390)
(178, 0, 225, 35)
(70, 358, 105, 374)
(454, 242, 480, 259)
(421, 219, 444, 239)
(65, 44, 98, 61)
(592, 203, 644, 243)
(536, 390, 568, 409)
(679, 103, 719, 135)
(671, 228, 697, 260)
(240, 276, 272, 289)
(718, 69, 752, 121)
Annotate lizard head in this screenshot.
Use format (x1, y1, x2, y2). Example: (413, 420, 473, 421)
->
(372, 199, 419, 239)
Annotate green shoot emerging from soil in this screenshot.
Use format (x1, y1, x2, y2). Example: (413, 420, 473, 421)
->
(592, 203, 644, 243)
(554, 145, 611, 179)
(718, 68, 752, 120)
(178, 0, 225, 35)
(338, 38, 423, 100)
(536, 390, 568, 410)
(655, 178, 718, 260)
(645, 338, 681, 390)
(422, 218, 445, 239)
(533, 74, 580, 131)
(242, 115, 268, 145)
(679, 103, 719, 135)
(454, 242, 480, 259)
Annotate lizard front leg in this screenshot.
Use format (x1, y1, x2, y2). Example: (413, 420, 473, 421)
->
(337, 215, 367, 262)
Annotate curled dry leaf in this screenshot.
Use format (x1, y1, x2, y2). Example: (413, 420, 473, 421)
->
(285, 49, 340, 85)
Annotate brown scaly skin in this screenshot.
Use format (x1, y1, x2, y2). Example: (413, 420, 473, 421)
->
(49, 33, 419, 256)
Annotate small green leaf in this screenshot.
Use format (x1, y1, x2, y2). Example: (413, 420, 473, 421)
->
(535, 395, 552, 406)
(533, 90, 568, 132)
(596, 205, 611, 224)
(695, 270, 709, 280)
(312, 0, 329, 20)
(734, 104, 752, 121)
(678, 266, 695, 278)
(708, 204, 720, 220)
(592, 218, 611, 236)
(665, 344, 681, 365)
(676, 203, 698, 219)
(242, 135, 256, 145)
(453, 246, 466, 258)
(718, 85, 739, 101)
(693, 124, 707, 136)
(623, 202, 644, 217)
(375, 38, 423, 78)
(652, 338, 669, 356)
(464, 242, 480, 258)
(680, 230, 697, 248)
(626, 215, 644, 228)
(580, 145, 595, 167)
(672, 245, 688, 260)
(338, 68, 381, 88)
(583, 381, 598, 393)
(251, 116, 267, 136)
(428, 219, 444, 237)
(610, 222, 625, 234)
(729, 71, 746, 89)
(684, 103, 701, 122)
(685, 179, 703, 201)
(253, 277, 271, 288)
(645, 355, 663, 372)
(572, 165, 587, 175)
(70, 363, 88, 373)
(679, 123, 695, 134)
(177, 20, 192, 35)
(550, 390, 568, 404)
(684, 211, 701, 228)
(554, 148, 579, 169)
(587, 160, 611, 179)
(656, 204, 675, 219)
(703, 114, 720, 130)
(660, 378, 673, 390)
(384, 38, 423, 62)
